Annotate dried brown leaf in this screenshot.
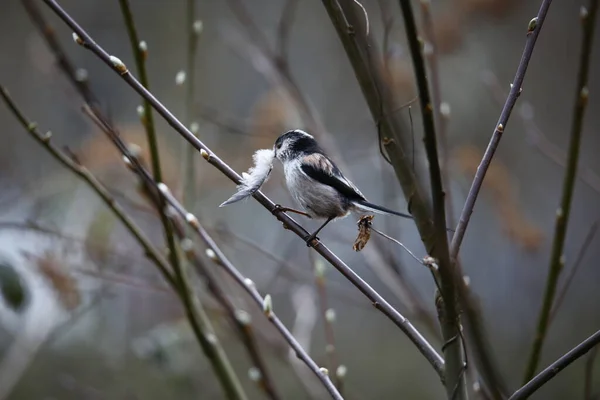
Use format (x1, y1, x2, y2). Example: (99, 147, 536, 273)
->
(354, 215, 374, 251)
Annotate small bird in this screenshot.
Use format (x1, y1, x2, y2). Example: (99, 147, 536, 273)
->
(273, 129, 412, 244)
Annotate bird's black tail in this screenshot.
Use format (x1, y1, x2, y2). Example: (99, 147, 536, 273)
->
(352, 200, 413, 219)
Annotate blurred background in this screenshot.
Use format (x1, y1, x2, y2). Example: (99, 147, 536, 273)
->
(0, 0, 599, 399)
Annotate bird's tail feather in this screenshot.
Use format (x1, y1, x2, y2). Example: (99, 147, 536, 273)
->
(352, 200, 412, 219)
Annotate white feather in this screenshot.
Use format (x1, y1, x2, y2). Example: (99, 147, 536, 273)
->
(219, 149, 275, 206)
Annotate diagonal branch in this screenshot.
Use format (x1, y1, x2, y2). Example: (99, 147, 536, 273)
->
(522, 0, 598, 384)
(84, 106, 281, 400)
(41, 0, 444, 380)
(509, 328, 600, 400)
(449, 0, 553, 260)
(0, 87, 175, 290)
(159, 186, 342, 400)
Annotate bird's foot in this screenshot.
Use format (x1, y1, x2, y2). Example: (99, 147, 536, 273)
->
(272, 204, 311, 218)
(304, 232, 320, 247)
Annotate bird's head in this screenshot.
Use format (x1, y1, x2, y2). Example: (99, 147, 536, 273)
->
(273, 129, 317, 162)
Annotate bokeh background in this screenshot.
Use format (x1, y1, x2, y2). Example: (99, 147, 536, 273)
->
(1, 0, 599, 399)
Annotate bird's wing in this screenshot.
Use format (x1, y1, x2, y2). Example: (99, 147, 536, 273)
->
(300, 153, 366, 201)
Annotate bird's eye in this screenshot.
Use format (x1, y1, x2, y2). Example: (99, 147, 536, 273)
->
(276, 141, 283, 149)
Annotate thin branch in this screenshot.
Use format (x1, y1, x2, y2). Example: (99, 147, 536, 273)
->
(449, 0, 553, 260)
(420, 0, 455, 227)
(523, 0, 597, 383)
(370, 226, 424, 265)
(116, 0, 188, 344)
(550, 221, 599, 322)
(158, 186, 343, 400)
(42, 0, 445, 380)
(0, 87, 176, 290)
(311, 255, 340, 386)
(21, 0, 100, 108)
(482, 71, 600, 194)
(182, 0, 200, 207)
(395, 2, 462, 396)
(509, 328, 600, 400)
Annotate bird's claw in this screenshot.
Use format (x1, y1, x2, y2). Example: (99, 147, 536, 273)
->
(304, 233, 320, 247)
(272, 204, 285, 215)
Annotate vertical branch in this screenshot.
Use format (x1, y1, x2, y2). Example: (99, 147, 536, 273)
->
(394, 3, 464, 399)
(117, 0, 183, 304)
(420, 0, 454, 226)
(183, 0, 200, 207)
(522, 0, 598, 384)
(449, 0, 553, 260)
(549, 221, 598, 322)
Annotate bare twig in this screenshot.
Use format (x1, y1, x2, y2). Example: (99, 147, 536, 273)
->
(482, 72, 600, 194)
(42, 0, 444, 379)
(0, 87, 175, 289)
(371, 226, 424, 266)
(312, 256, 340, 385)
(289, 284, 322, 399)
(523, 0, 597, 383)
(509, 328, 600, 400)
(21, 0, 100, 108)
(116, 0, 188, 338)
(449, 0, 553, 261)
(420, 0, 454, 226)
(182, 0, 200, 207)
(550, 221, 599, 322)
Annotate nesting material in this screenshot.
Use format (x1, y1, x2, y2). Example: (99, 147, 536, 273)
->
(220, 149, 275, 207)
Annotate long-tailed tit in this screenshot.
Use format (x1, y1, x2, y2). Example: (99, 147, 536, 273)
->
(272, 129, 412, 244)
